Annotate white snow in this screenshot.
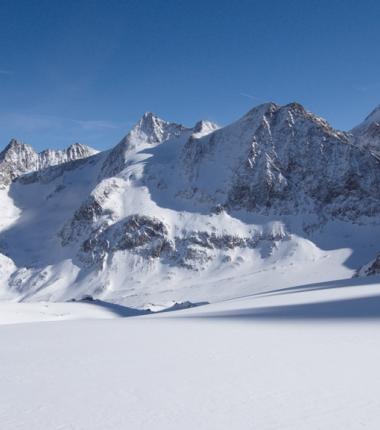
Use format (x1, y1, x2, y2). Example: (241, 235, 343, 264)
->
(2, 102, 380, 429)
(1, 104, 380, 306)
(1, 277, 380, 429)
(0, 300, 123, 325)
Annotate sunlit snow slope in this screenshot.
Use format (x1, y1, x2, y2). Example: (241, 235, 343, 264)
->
(2, 276, 380, 429)
(1, 103, 380, 306)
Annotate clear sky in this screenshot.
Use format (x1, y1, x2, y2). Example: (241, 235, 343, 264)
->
(1, 0, 380, 152)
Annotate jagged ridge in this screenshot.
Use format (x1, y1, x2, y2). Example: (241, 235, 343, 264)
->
(1, 102, 380, 305)
(0, 139, 98, 186)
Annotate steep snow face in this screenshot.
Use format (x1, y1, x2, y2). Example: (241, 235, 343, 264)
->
(99, 113, 189, 179)
(192, 119, 219, 136)
(351, 105, 380, 156)
(0, 140, 98, 187)
(1, 103, 380, 305)
(100, 113, 217, 179)
(363, 105, 380, 124)
(147, 102, 380, 221)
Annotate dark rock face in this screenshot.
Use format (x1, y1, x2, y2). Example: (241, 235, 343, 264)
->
(60, 196, 106, 246)
(74, 213, 289, 270)
(77, 215, 172, 267)
(116, 215, 168, 251)
(356, 254, 380, 277)
(180, 103, 380, 221)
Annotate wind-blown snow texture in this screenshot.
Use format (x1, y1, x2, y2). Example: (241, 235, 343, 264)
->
(1, 103, 380, 306)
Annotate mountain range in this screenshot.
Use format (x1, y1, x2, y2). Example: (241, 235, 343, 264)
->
(1, 102, 380, 307)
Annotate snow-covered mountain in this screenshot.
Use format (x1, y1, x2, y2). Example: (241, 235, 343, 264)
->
(351, 105, 380, 156)
(1, 103, 380, 307)
(0, 140, 98, 187)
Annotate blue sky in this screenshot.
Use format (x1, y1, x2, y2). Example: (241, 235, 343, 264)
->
(1, 0, 380, 151)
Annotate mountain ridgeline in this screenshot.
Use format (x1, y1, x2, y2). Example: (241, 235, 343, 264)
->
(1, 102, 380, 306)
(0, 140, 98, 187)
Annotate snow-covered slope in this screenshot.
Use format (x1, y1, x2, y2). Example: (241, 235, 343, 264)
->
(351, 105, 380, 156)
(1, 103, 380, 306)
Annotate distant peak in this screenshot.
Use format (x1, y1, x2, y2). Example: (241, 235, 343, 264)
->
(242, 102, 280, 120)
(67, 142, 97, 152)
(66, 142, 98, 157)
(137, 112, 166, 128)
(131, 112, 169, 136)
(243, 101, 308, 120)
(142, 111, 158, 120)
(192, 120, 219, 137)
(8, 138, 21, 146)
(4, 138, 29, 151)
(364, 105, 380, 123)
(1, 139, 36, 160)
(125, 112, 186, 146)
(283, 102, 307, 114)
(68, 142, 83, 150)
(350, 104, 380, 134)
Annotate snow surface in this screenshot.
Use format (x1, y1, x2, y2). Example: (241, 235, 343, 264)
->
(1, 277, 380, 429)
(2, 102, 380, 429)
(0, 300, 130, 325)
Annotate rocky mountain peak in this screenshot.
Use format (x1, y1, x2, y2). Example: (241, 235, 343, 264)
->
(364, 105, 380, 124)
(192, 120, 219, 136)
(283, 101, 306, 112)
(180, 101, 379, 220)
(0, 139, 97, 187)
(66, 142, 98, 158)
(0, 139, 39, 185)
(241, 102, 279, 122)
(0, 138, 36, 161)
(351, 105, 380, 156)
(138, 112, 161, 131)
(127, 112, 187, 146)
(3, 101, 380, 303)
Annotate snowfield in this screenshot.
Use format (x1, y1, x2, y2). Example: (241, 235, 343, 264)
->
(2, 102, 380, 428)
(1, 277, 380, 430)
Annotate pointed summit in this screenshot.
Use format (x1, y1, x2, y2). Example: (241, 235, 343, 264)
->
(241, 102, 279, 121)
(364, 105, 380, 124)
(37, 143, 98, 170)
(0, 139, 38, 186)
(192, 120, 219, 137)
(0, 138, 38, 169)
(351, 104, 380, 156)
(128, 112, 187, 146)
(0, 138, 36, 161)
(66, 143, 98, 159)
(0, 139, 98, 186)
(100, 113, 189, 179)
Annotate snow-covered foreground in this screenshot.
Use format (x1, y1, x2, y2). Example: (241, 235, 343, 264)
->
(0, 300, 144, 325)
(1, 277, 380, 430)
